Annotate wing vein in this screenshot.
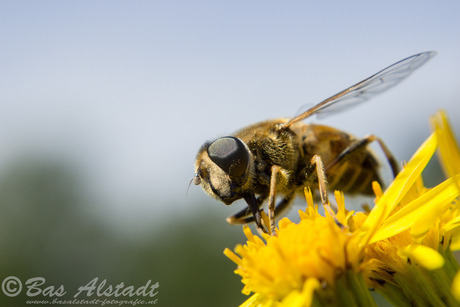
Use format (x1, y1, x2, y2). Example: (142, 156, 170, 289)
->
(282, 51, 436, 129)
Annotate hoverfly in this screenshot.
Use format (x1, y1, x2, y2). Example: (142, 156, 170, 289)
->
(193, 51, 435, 235)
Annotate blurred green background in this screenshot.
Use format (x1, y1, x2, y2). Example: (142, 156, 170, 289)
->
(1, 1, 459, 306)
(0, 157, 246, 306)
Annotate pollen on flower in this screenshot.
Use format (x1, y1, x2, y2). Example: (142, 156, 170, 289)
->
(224, 190, 366, 304)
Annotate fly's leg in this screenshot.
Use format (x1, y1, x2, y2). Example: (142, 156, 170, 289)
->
(326, 135, 399, 177)
(266, 165, 279, 235)
(226, 193, 270, 234)
(309, 155, 343, 227)
(244, 193, 266, 233)
(227, 195, 293, 226)
(226, 194, 266, 224)
(227, 165, 294, 236)
(309, 155, 330, 209)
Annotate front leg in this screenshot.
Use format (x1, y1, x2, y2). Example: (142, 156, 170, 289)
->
(226, 165, 287, 235)
(309, 155, 343, 228)
(267, 165, 281, 235)
(226, 194, 267, 224)
(227, 194, 293, 226)
(243, 193, 266, 232)
(309, 155, 329, 206)
(226, 193, 270, 233)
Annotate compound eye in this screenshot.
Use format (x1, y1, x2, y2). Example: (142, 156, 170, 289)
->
(207, 137, 249, 178)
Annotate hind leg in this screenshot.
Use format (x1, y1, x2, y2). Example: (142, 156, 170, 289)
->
(326, 135, 399, 177)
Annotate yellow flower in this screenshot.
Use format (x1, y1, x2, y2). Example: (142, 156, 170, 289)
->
(225, 189, 376, 306)
(365, 112, 460, 306)
(360, 111, 460, 306)
(225, 110, 460, 306)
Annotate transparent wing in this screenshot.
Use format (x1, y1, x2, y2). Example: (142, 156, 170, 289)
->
(282, 51, 436, 128)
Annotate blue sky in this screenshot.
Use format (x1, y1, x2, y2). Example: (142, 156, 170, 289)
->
(1, 1, 459, 232)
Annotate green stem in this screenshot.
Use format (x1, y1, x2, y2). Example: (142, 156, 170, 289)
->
(314, 271, 377, 307)
(375, 281, 412, 307)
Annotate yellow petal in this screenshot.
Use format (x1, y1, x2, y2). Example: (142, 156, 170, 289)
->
(301, 278, 320, 307)
(224, 248, 242, 266)
(370, 174, 460, 243)
(279, 278, 319, 307)
(359, 133, 438, 244)
(449, 229, 460, 251)
(334, 190, 347, 225)
(442, 216, 460, 234)
(398, 244, 444, 270)
(431, 110, 460, 178)
(278, 217, 293, 230)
